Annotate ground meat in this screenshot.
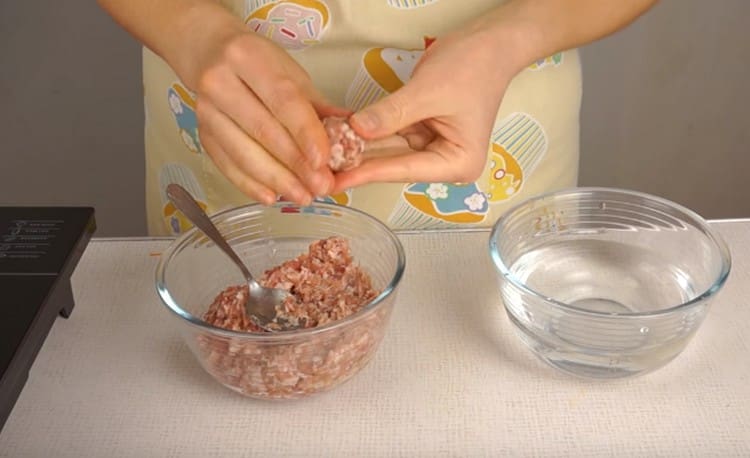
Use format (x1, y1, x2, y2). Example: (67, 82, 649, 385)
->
(264, 236, 379, 328)
(196, 236, 388, 399)
(204, 237, 378, 332)
(323, 117, 366, 172)
(201, 285, 264, 333)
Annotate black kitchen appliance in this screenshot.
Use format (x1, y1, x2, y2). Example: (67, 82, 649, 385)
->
(0, 207, 95, 431)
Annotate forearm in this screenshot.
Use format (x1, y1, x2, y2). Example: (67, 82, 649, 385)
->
(477, 0, 658, 74)
(96, 0, 243, 87)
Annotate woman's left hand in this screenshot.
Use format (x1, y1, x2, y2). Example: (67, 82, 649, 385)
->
(333, 0, 658, 192)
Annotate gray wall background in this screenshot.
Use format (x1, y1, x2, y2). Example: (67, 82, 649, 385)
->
(1, 0, 748, 237)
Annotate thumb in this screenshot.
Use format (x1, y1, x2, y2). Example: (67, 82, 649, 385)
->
(349, 83, 431, 139)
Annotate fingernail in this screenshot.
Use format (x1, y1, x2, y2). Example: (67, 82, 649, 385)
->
(295, 191, 312, 206)
(312, 173, 332, 197)
(310, 172, 333, 196)
(262, 193, 278, 206)
(352, 111, 379, 132)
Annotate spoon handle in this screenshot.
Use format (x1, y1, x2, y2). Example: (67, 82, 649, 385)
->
(165, 183, 255, 284)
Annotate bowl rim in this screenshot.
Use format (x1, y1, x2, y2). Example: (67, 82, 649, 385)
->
(488, 186, 732, 318)
(155, 201, 406, 340)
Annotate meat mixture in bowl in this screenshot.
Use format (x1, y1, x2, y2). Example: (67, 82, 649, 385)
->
(196, 236, 388, 399)
(203, 236, 379, 332)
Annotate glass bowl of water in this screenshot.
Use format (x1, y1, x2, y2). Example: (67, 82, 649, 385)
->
(489, 187, 731, 379)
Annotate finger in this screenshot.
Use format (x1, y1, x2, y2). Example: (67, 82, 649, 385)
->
(397, 122, 435, 151)
(349, 80, 438, 139)
(199, 134, 277, 206)
(198, 99, 314, 205)
(241, 72, 330, 171)
(203, 74, 332, 196)
(331, 141, 466, 192)
(363, 134, 410, 151)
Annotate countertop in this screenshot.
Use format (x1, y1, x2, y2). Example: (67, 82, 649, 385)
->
(1, 221, 749, 457)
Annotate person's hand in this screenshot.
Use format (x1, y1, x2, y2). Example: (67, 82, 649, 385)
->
(332, 20, 527, 192)
(177, 7, 347, 205)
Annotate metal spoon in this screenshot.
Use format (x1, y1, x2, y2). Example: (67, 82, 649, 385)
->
(166, 183, 296, 332)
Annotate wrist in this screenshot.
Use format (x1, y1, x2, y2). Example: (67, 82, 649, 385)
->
(166, 1, 245, 88)
(466, 2, 551, 78)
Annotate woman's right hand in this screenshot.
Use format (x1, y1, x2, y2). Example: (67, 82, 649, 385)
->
(173, 3, 344, 205)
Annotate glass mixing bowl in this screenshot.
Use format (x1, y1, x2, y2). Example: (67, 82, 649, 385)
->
(156, 202, 405, 399)
(489, 188, 731, 379)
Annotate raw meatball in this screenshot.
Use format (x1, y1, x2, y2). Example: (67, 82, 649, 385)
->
(323, 117, 366, 172)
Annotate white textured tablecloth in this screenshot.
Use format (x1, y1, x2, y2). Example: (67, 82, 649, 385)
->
(1, 222, 749, 457)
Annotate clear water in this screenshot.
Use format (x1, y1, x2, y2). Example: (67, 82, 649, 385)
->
(503, 239, 707, 378)
(510, 239, 696, 313)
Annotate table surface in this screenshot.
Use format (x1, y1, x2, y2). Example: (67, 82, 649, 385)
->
(1, 221, 749, 457)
